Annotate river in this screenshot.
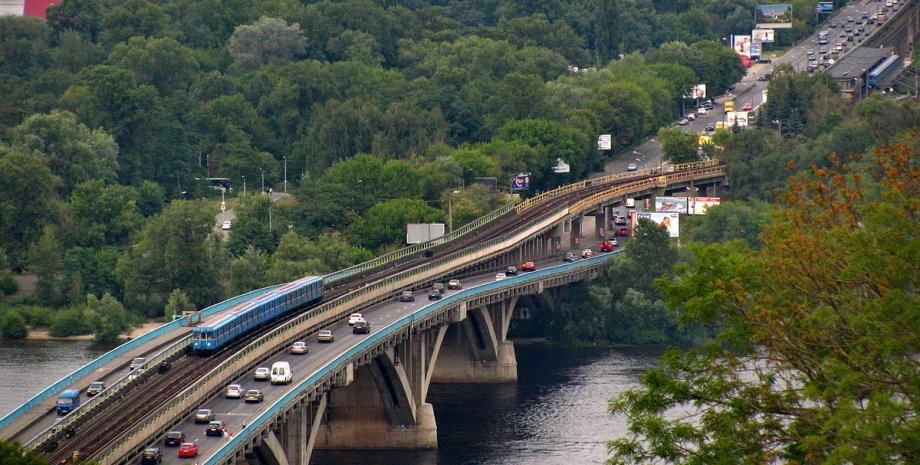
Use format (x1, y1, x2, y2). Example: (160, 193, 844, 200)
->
(0, 340, 663, 465)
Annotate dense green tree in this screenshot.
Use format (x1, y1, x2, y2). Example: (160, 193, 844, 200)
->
(293, 181, 366, 236)
(27, 227, 64, 305)
(0, 309, 28, 339)
(720, 128, 792, 201)
(228, 17, 307, 71)
(116, 200, 221, 316)
(107, 36, 200, 95)
(229, 247, 269, 295)
(164, 288, 196, 320)
(85, 293, 130, 344)
(62, 246, 122, 302)
(348, 199, 443, 251)
(299, 98, 380, 173)
(680, 200, 771, 247)
(325, 29, 384, 66)
(0, 16, 50, 79)
(48, 306, 91, 337)
(495, 118, 590, 187)
(656, 126, 698, 164)
(50, 30, 104, 73)
(609, 144, 920, 464)
(0, 150, 59, 268)
(0, 439, 49, 465)
(266, 231, 328, 283)
(98, 0, 169, 46)
(594, 0, 622, 63)
(136, 180, 164, 217)
(65, 180, 141, 248)
(494, 14, 589, 64)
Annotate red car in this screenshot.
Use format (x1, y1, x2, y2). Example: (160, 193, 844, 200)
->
(178, 443, 198, 458)
(521, 261, 537, 272)
(741, 102, 753, 111)
(599, 241, 614, 252)
(616, 227, 629, 237)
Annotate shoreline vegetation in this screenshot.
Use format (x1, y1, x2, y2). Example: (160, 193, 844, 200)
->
(21, 322, 161, 342)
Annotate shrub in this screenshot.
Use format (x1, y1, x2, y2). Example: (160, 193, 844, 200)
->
(0, 272, 16, 295)
(0, 309, 28, 339)
(48, 306, 92, 337)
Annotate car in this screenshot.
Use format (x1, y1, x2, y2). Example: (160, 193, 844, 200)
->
(495, 272, 507, 281)
(447, 279, 462, 290)
(194, 408, 214, 423)
(728, 83, 736, 91)
(758, 74, 770, 81)
(428, 290, 442, 300)
(398, 290, 415, 302)
(616, 227, 629, 237)
(614, 215, 627, 225)
(225, 384, 244, 399)
(581, 249, 595, 259)
(505, 265, 518, 276)
(164, 431, 185, 447)
(847, 16, 854, 22)
(254, 367, 271, 380)
(819, 47, 828, 54)
(741, 102, 753, 111)
(291, 341, 308, 354)
(756, 58, 772, 64)
(348, 313, 363, 325)
(129, 357, 146, 371)
(317, 330, 334, 343)
(705, 123, 716, 132)
(353, 319, 371, 334)
(205, 420, 225, 437)
(432, 282, 446, 294)
(697, 107, 707, 115)
(178, 442, 199, 458)
(521, 261, 536, 272)
(685, 114, 695, 122)
(221, 220, 231, 230)
(243, 389, 264, 403)
(626, 163, 638, 171)
(562, 252, 577, 262)
(807, 49, 815, 55)
(599, 241, 614, 252)
(829, 22, 837, 28)
(676, 118, 689, 126)
(140, 447, 163, 464)
(87, 381, 106, 396)
(609, 238, 619, 247)
(808, 54, 817, 61)
(862, 11, 869, 19)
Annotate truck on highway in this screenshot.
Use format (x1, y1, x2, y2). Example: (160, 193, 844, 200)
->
(57, 389, 81, 415)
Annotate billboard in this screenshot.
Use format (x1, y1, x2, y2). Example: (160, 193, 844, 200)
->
(755, 4, 793, 29)
(637, 212, 680, 238)
(752, 29, 775, 43)
(655, 196, 688, 214)
(750, 41, 762, 58)
(597, 134, 612, 150)
(816, 2, 833, 13)
(552, 159, 571, 173)
(407, 223, 445, 244)
(510, 173, 531, 191)
(732, 35, 752, 58)
(727, 111, 750, 127)
(684, 84, 707, 99)
(689, 197, 721, 215)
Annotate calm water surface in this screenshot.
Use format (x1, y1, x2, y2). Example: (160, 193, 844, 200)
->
(0, 339, 109, 417)
(0, 340, 663, 465)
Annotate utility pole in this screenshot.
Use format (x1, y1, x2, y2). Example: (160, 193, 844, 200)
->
(261, 168, 265, 194)
(283, 155, 287, 194)
(242, 175, 246, 195)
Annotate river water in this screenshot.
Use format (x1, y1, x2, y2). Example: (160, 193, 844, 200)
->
(0, 340, 663, 465)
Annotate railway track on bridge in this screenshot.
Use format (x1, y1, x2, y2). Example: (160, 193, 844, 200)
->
(39, 164, 720, 464)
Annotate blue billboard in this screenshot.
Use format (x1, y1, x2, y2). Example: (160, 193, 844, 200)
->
(816, 2, 833, 13)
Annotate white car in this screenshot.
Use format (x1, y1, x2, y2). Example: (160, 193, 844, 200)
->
(317, 330, 335, 343)
(348, 313, 363, 325)
(254, 367, 271, 381)
(221, 220, 231, 230)
(495, 272, 507, 281)
(225, 384, 244, 399)
(447, 279, 462, 290)
(626, 163, 638, 172)
(291, 341, 308, 354)
(697, 107, 707, 115)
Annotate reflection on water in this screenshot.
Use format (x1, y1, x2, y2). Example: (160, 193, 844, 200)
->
(0, 339, 109, 417)
(312, 344, 664, 465)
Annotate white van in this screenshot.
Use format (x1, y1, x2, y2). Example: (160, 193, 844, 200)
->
(625, 198, 636, 208)
(270, 361, 292, 385)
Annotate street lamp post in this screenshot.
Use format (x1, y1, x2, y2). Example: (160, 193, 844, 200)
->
(261, 168, 265, 194)
(447, 190, 459, 233)
(241, 175, 246, 195)
(283, 155, 287, 194)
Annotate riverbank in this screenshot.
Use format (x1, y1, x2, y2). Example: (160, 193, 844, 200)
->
(26, 322, 163, 341)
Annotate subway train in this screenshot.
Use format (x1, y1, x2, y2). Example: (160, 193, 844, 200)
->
(191, 276, 324, 352)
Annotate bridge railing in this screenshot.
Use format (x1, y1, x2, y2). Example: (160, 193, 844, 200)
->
(200, 251, 617, 465)
(0, 285, 281, 437)
(93, 165, 726, 464)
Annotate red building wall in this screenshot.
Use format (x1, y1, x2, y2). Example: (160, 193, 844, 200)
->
(24, 0, 62, 19)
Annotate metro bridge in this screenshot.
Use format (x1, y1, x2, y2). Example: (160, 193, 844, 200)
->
(0, 161, 725, 465)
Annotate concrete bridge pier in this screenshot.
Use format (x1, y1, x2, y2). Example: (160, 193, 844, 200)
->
(431, 299, 518, 384)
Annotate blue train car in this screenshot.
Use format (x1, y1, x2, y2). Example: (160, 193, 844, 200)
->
(868, 56, 900, 88)
(192, 276, 323, 352)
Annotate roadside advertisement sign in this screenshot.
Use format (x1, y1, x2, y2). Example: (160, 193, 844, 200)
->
(755, 4, 793, 29)
(816, 2, 833, 13)
(683, 84, 707, 99)
(750, 41, 762, 58)
(597, 134, 612, 150)
(698, 135, 713, 146)
(552, 158, 571, 173)
(752, 29, 775, 43)
(732, 35, 752, 57)
(637, 212, 680, 238)
(510, 173, 531, 191)
(406, 223, 446, 244)
(654, 196, 689, 214)
(689, 197, 721, 215)
(727, 111, 749, 127)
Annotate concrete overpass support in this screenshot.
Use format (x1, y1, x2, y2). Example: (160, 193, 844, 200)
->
(316, 349, 436, 449)
(431, 300, 518, 383)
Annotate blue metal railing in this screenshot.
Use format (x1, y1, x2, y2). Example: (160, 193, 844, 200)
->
(0, 285, 281, 432)
(201, 252, 618, 465)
